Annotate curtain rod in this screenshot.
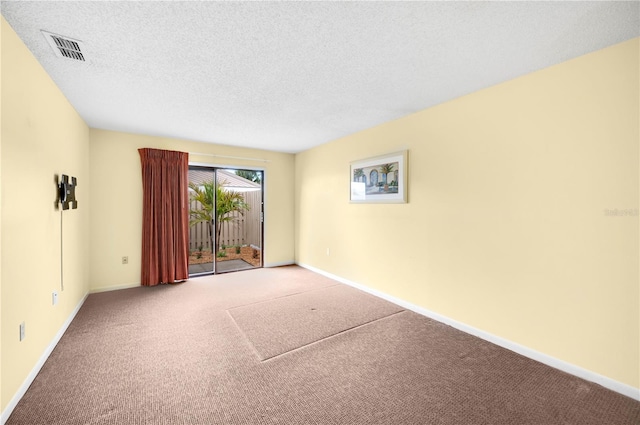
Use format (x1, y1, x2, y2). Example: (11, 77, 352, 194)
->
(189, 152, 271, 163)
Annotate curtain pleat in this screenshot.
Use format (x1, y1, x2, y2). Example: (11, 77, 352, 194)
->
(138, 148, 189, 286)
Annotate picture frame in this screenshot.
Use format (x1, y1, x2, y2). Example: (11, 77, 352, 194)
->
(350, 150, 407, 203)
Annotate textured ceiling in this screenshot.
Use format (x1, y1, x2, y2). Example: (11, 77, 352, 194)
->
(2, 1, 639, 153)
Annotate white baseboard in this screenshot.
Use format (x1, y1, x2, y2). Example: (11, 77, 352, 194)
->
(297, 263, 640, 401)
(1, 292, 89, 425)
(264, 261, 295, 268)
(90, 266, 298, 293)
(89, 282, 140, 293)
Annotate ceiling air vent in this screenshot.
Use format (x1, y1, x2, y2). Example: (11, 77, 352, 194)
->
(41, 30, 86, 62)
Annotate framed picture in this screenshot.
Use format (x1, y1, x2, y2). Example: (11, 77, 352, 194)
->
(350, 150, 407, 203)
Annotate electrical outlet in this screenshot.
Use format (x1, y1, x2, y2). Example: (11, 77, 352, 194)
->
(52, 291, 58, 305)
(19, 322, 25, 341)
(326, 248, 330, 256)
(122, 256, 128, 265)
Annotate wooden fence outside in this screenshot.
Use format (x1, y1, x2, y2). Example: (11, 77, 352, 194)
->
(189, 190, 261, 252)
(243, 190, 262, 249)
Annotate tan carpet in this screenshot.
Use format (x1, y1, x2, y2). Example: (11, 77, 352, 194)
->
(6, 266, 640, 424)
(228, 284, 404, 359)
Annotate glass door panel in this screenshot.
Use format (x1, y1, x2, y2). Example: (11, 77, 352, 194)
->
(215, 168, 263, 273)
(188, 167, 215, 275)
(188, 166, 263, 276)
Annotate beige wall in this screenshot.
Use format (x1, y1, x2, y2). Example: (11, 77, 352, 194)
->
(1, 18, 91, 412)
(295, 38, 639, 389)
(89, 129, 295, 292)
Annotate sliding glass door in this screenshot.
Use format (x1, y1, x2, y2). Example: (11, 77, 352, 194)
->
(188, 166, 263, 276)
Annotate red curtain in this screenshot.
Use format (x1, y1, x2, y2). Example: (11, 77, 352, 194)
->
(138, 148, 189, 286)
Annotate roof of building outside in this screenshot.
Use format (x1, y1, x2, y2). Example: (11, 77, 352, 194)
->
(189, 169, 261, 192)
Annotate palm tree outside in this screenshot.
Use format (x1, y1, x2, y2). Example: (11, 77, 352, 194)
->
(188, 180, 249, 256)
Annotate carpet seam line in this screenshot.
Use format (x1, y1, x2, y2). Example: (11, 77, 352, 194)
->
(225, 309, 264, 361)
(225, 282, 343, 310)
(259, 309, 407, 362)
